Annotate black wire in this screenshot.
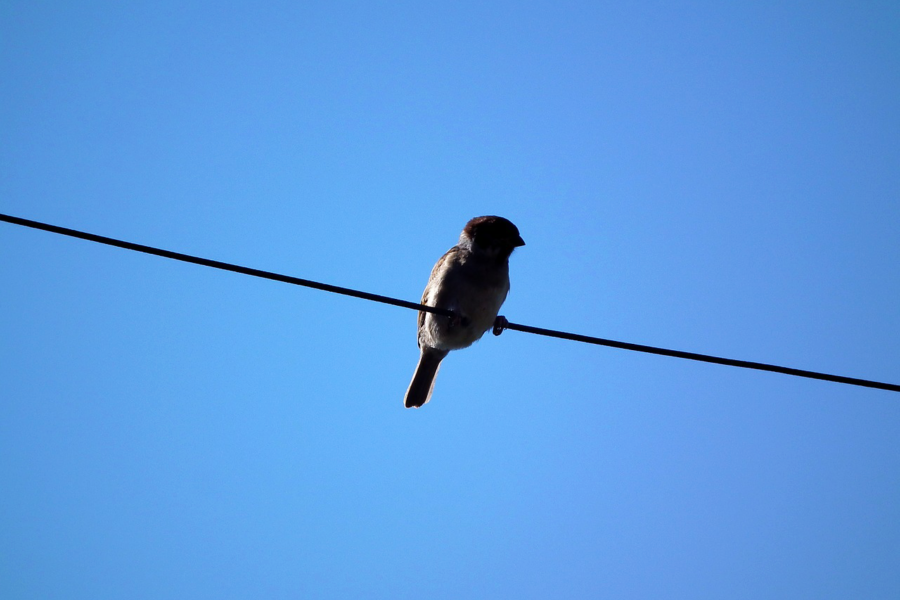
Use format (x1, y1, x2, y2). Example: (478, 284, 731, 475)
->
(0, 213, 453, 318)
(3, 212, 898, 394)
(492, 318, 900, 393)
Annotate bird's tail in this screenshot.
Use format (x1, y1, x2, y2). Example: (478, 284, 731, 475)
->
(404, 349, 448, 408)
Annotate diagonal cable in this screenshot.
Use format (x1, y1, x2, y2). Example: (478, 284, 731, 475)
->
(0, 212, 452, 317)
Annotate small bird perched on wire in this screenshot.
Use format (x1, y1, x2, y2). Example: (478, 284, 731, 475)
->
(404, 216, 525, 408)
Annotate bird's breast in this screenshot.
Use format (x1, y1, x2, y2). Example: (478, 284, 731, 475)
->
(420, 260, 510, 351)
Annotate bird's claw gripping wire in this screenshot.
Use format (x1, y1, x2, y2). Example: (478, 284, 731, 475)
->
(493, 315, 508, 336)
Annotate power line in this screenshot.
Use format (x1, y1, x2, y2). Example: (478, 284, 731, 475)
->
(3, 212, 898, 394)
(491, 318, 899, 393)
(0, 213, 453, 318)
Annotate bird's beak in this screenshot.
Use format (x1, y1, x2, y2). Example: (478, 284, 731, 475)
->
(513, 235, 525, 247)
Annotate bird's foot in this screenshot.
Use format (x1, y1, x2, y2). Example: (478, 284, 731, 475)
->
(492, 315, 508, 336)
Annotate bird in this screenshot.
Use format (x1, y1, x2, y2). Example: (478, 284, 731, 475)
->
(404, 216, 525, 408)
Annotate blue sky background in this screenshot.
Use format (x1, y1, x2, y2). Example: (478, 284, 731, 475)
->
(2, 2, 899, 598)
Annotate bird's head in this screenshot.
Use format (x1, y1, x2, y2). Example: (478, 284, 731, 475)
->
(460, 216, 525, 260)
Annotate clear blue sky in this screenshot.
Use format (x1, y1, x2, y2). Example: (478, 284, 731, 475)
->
(2, 2, 899, 598)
